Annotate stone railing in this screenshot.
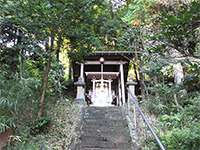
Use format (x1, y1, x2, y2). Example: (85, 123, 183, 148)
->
(124, 79, 166, 150)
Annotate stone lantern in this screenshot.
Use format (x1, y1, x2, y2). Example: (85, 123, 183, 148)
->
(127, 77, 137, 97)
(74, 77, 85, 104)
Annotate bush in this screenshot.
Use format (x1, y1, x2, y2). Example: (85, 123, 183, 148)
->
(0, 116, 15, 133)
(162, 124, 200, 150)
(152, 94, 200, 150)
(159, 114, 181, 129)
(0, 73, 41, 134)
(144, 97, 168, 115)
(30, 117, 51, 136)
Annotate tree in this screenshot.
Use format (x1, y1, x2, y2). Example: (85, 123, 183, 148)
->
(1, 0, 131, 117)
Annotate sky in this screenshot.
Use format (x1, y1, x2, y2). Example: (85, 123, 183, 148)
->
(112, 0, 126, 9)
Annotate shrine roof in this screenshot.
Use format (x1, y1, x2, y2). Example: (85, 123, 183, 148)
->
(69, 51, 134, 61)
(91, 51, 134, 55)
(84, 51, 134, 61)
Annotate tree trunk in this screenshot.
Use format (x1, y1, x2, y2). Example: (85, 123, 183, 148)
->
(56, 32, 63, 98)
(139, 64, 145, 100)
(134, 48, 145, 100)
(68, 63, 71, 80)
(56, 32, 63, 62)
(19, 49, 23, 79)
(38, 54, 52, 118)
(133, 63, 139, 84)
(153, 76, 159, 97)
(138, 29, 146, 100)
(38, 34, 54, 118)
(109, 0, 114, 19)
(17, 29, 23, 79)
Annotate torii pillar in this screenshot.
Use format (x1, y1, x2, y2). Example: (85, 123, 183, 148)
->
(120, 63, 126, 105)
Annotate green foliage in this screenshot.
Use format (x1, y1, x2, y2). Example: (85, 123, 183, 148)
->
(162, 124, 200, 150)
(48, 60, 65, 96)
(144, 93, 200, 149)
(0, 116, 15, 133)
(144, 97, 168, 115)
(184, 62, 200, 92)
(145, 83, 179, 114)
(6, 142, 40, 150)
(146, 91, 200, 149)
(0, 72, 41, 134)
(30, 117, 51, 136)
(6, 99, 79, 149)
(158, 1, 200, 56)
(24, 60, 42, 79)
(119, 0, 156, 24)
(184, 75, 200, 92)
(159, 114, 182, 129)
(0, 0, 200, 149)
(0, 48, 19, 77)
(181, 94, 200, 123)
(146, 123, 200, 150)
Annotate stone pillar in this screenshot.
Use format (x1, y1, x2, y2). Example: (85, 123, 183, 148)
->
(127, 78, 137, 128)
(80, 63, 84, 81)
(118, 78, 121, 106)
(108, 80, 112, 96)
(92, 80, 95, 93)
(173, 63, 184, 110)
(127, 78, 137, 97)
(173, 63, 184, 85)
(120, 63, 126, 104)
(74, 77, 85, 104)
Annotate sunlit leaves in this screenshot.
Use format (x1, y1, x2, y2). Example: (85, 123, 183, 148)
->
(120, 0, 156, 25)
(159, 1, 200, 56)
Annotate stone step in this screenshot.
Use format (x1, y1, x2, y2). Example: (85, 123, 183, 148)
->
(78, 137, 132, 149)
(81, 129, 131, 137)
(79, 134, 132, 144)
(81, 148, 130, 150)
(78, 143, 132, 150)
(83, 112, 123, 120)
(76, 144, 133, 150)
(81, 148, 133, 150)
(82, 120, 127, 128)
(81, 127, 129, 135)
(81, 124, 129, 132)
(83, 107, 123, 115)
(83, 114, 124, 119)
(74, 106, 133, 150)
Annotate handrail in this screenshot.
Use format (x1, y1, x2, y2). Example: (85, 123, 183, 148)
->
(127, 88, 166, 150)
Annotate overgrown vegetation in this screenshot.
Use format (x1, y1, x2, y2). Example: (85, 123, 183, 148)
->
(0, 0, 200, 149)
(119, 0, 200, 149)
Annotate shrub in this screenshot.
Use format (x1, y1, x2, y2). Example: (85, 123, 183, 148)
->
(0, 73, 41, 134)
(30, 117, 51, 136)
(0, 116, 15, 133)
(162, 124, 200, 150)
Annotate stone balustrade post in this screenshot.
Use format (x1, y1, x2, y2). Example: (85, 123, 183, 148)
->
(74, 77, 85, 105)
(127, 78, 137, 97)
(126, 78, 137, 129)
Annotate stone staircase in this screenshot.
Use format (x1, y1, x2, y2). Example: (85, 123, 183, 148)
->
(74, 106, 133, 150)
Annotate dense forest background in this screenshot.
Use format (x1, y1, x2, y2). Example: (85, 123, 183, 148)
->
(0, 0, 200, 149)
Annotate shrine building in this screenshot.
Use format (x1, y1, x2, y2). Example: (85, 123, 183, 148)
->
(71, 51, 135, 106)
